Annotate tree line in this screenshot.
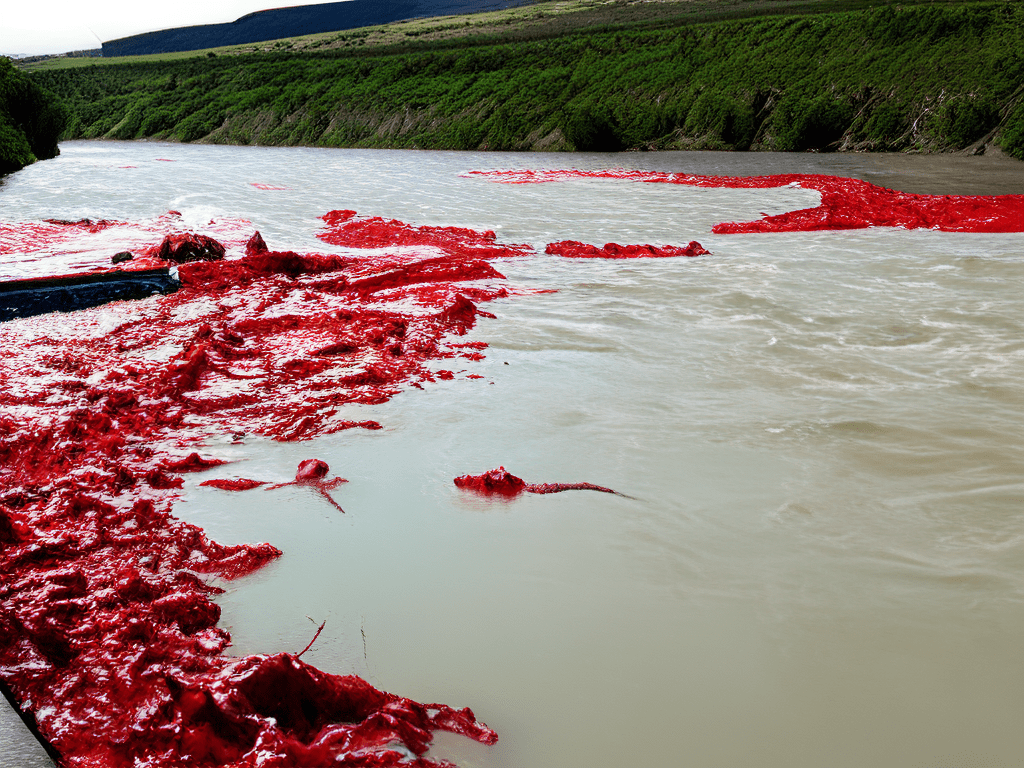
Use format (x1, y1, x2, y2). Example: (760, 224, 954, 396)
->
(1, 58, 66, 174)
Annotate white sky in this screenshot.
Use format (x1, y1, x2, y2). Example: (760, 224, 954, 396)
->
(1, 0, 342, 56)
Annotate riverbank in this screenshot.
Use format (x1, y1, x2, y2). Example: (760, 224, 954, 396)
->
(24, 1, 1024, 159)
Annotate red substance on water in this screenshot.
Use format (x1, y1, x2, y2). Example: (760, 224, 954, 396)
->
(200, 478, 267, 491)
(295, 458, 331, 482)
(318, 210, 531, 259)
(546, 240, 709, 259)
(0, 210, 523, 767)
(0, 212, 256, 282)
(454, 467, 624, 497)
(469, 169, 1024, 233)
(164, 453, 228, 473)
(453, 467, 527, 496)
(527, 481, 623, 495)
(265, 460, 350, 514)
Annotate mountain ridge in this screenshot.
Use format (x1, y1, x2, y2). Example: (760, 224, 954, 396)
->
(102, 0, 532, 57)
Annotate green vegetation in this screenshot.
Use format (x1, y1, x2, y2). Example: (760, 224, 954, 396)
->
(25, 0, 1024, 159)
(1, 58, 67, 174)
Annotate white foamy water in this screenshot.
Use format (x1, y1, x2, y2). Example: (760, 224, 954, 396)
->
(2, 141, 1023, 768)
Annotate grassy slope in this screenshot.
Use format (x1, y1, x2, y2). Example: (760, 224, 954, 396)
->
(17, 0, 904, 68)
(24, 0, 1024, 159)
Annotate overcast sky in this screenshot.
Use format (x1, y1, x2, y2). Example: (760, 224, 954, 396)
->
(2, 0, 342, 56)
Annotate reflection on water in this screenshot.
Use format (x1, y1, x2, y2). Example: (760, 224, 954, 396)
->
(3, 142, 1023, 768)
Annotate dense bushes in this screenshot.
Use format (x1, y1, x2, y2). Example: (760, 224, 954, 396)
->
(863, 102, 909, 148)
(26, 1, 1024, 158)
(1000, 103, 1024, 160)
(683, 92, 758, 149)
(561, 101, 623, 151)
(771, 93, 852, 151)
(1, 58, 67, 174)
(935, 94, 1001, 148)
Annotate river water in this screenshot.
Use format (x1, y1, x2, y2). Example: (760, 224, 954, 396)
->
(2, 141, 1023, 768)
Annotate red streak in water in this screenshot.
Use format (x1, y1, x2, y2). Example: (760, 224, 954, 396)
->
(454, 467, 625, 497)
(468, 169, 1024, 233)
(0, 210, 522, 767)
(320, 210, 513, 252)
(546, 240, 709, 259)
(199, 478, 267, 491)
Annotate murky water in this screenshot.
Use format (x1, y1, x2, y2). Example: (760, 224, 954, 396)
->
(2, 142, 1023, 768)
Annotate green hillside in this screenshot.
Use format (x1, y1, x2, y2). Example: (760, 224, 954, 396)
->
(26, 0, 1024, 159)
(1, 58, 66, 174)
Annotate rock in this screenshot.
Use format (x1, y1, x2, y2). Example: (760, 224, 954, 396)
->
(153, 233, 226, 263)
(245, 231, 269, 256)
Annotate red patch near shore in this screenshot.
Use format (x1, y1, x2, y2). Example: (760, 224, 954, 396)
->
(0, 210, 519, 767)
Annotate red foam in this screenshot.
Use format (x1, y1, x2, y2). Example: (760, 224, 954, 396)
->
(0, 211, 523, 767)
(0, 212, 257, 282)
(468, 169, 1024, 233)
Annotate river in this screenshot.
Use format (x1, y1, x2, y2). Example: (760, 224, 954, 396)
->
(1, 141, 1023, 768)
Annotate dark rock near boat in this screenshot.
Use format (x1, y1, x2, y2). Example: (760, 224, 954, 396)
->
(154, 233, 226, 263)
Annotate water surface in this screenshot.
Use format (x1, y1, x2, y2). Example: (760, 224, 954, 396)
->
(2, 143, 1022, 768)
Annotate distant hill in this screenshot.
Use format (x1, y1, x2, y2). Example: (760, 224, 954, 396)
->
(101, 0, 532, 57)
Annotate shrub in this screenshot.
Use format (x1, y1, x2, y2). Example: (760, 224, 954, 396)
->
(108, 105, 145, 140)
(864, 101, 908, 145)
(449, 120, 486, 150)
(684, 92, 756, 149)
(176, 109, 224, 142)
(772, 92, 852, 151)
(560, 101, 622, 151)
(936, 94, 999, 148)
(140, 107, 177, 136)
(0, 118, 35, 174)
(613, 102, 672, 149)
(998, 101, 1024, 160)
(1, 58, 66, 172)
